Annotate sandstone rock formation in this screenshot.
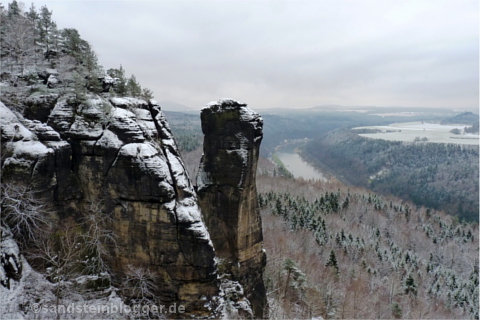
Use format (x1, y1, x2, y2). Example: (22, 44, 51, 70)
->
(1, 95, 268, 318)
(1, 96, 218, 314)
(196, 98, 267, 318)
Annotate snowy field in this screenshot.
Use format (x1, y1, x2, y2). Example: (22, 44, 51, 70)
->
(353, 121, 479, 145)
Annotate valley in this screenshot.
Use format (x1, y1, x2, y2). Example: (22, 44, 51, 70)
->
(177, 106, 479, 319)
(0, 3, 478, 319)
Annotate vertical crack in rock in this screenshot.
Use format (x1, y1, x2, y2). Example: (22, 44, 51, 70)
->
(196, 98, 268, 318)
(147, 101, 219, 312)
(103, 145, 123, 177)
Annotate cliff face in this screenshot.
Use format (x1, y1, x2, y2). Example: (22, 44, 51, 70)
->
(1, 95, 267, 317)
(196, 99, 267, 317)
(1, 95, 218, 313)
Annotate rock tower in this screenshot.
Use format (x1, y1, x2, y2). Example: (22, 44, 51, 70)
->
(197, 99, 267, 317)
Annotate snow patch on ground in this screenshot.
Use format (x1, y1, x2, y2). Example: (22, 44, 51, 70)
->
(238, 106, 260, 122)
(110, 107, 146, 141)
(84, 96, 109, 116)
(23, 120, 61, 141)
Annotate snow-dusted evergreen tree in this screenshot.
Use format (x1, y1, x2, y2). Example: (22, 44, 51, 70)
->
(37, 5, 54, 52)
(107, 65, 128, 96)
(61, 28, 87, 63)
(25, 3, 39, 64)
(140, 87, 154, 102)
(126, 74, 142, 97)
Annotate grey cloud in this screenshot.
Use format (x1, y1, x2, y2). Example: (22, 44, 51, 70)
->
(31, 0, 478, 109)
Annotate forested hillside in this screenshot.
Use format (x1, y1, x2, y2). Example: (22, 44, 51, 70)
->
(162, 111, 202, 152)
(2, 1, 478, 319)
(261, 111, 404, 155)
(172, 143, 480, 319)
(441, 112, 479, 125)
(256, 174, 478, 319)
(303, 129, 479, 222)
(0, 1, 153, 111)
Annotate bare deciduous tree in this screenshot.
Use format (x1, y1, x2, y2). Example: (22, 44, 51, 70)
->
(1, 13, 35, 74)
(81, 200, 116, 277)
(0, 182, 50, 245)
(123, 264, 159, 303)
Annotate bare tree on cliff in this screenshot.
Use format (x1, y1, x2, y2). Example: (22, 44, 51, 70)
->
(123, 265, 160, 304)
(0, 182, 50, 246)
(81, 200, 116, 277)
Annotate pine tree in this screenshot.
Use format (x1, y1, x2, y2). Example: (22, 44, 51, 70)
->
(140, 87, 154, 102)
(25, 4, 38, 25)
(391, 302, 402, 319)
(126, 74, 142, 97)
(275, 198, 283, 216)
(404, 274, 417, 296)
(84, 47, 99, 74)
(72, 71, 87, 106)
(7, 0, 21, 18)
(61, 28, 89, 63)
(25, 3, 39, 64)
(38, 5, 53, 52)
(87, 74, 102, 94)
(282, 258, 306, 298)
(107, 66, 128, 96)
(325, 250, 339, 273)
(49, 21, 60, 53)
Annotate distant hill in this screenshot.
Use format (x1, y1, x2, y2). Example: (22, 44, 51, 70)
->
(465, 121, 479, 134)
(158, 100, 193, 112)
(441, 112, 479, 125)
(303, 128, 479, 222)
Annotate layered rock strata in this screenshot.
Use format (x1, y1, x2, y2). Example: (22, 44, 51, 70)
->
(1, 95, 268, 317)
(196, 98, 267, 317)
(1, 96, 218, 314)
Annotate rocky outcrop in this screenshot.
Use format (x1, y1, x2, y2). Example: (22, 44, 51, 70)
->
(0, 227, 23, 289)
(1, 95, 268, 317)
(1, 96, 218, 315)
(196, 99, 267, 318)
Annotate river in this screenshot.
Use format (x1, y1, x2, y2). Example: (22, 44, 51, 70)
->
(275, 152, 328, 181)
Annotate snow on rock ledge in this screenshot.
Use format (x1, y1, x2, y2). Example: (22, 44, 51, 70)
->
(1, 94, 220, 316)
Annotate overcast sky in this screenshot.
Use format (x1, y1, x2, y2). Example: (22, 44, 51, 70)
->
(26, 0, 479, 110)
